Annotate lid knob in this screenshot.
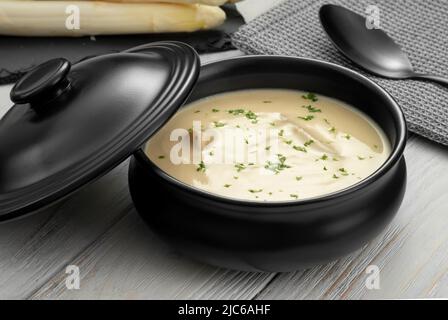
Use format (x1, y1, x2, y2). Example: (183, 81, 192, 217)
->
(10, 58, 71, 111)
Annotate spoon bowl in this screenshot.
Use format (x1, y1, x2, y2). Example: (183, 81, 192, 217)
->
(319, 4, 448, 87)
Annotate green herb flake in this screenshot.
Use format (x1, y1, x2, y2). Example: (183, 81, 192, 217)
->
(302, 92, 318, 102)
(263, 100, 272, 104)
(304, 139, 314, 147)
(213, 121, 226, 128)
(284, 139, 293, 145)
(265, 146, 271, 151)
(293, 145, 307, 153)
(249, 189, 263, 194)
(333, 174, 339, 179)
(278, 129, 285, 137)
(264, 154, 291, 174)
(212, 108, 220, 113)
(302, 105, 321, 113)
(323, 166, 328, 171)
(290, 194, 299, 199)
(196, 161, 206, 173)
(344, 134, 351, 140)
(338, 168, 349, 176)
(233, 176, 239, 180)
(296, 176, 303, 181)
(270, 122, 276, 127)
(298, 115, 315, 121)
(209, 151, 214, 156)
(194, 110, 201, 114)
(228, 109, 245, 115)
(224, 184, 231, 188)
(329, 126, 336, 133)
(235, 163, 246, 172)
(357, 156, 366, 160)
(320, 154, 329, 161)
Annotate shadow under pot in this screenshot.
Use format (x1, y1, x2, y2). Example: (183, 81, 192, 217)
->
(129, 55, 407, 272)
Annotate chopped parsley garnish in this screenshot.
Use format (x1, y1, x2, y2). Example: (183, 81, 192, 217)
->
(158, 155, 165, 159)
(264, 154, 291, 174)
(333, 174, 339, 179)
(233, 176, 239, 180)
(302, 92, 318, 102)
(320, 154, 329, 161)
(339, 168, 349, 176)
(279, 129, 285, 137)
(290, 194, 299, 199)
(302, 105, 321, 113)
(298, 115, 315, 121)
(323, 166, 328, 171)
(196, 161, 206, 173)
(212, 108, 220, 113)
(296, 176, 303, 181)
(245, 110, 257, 121)
(304, 139, 314, 147)
(249, 189, 263, 193)
(324, 118, 331, 125)
(213, 121, 226, 128)
(228, 109, 258, 123)
(235, 163, 246, 172)
(244, 138, 249, 144)
(284, 139, 293, 145)
(194, 110, 201, 113)
(209, 151, 214, 156)
(270, 122, 276, 126)
(329, 126, 336, 133)
(344, 134, 351, 140)
(265, 146, 271, 151)
(333, 157, 339, 161)
(224, 184, 231, 188)
(357, 156, 366, 160)
(293, 145, 307, 153)
(228, 109, 245, 115)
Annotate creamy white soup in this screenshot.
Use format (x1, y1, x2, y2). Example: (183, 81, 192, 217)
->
(146, 89, 391, 202)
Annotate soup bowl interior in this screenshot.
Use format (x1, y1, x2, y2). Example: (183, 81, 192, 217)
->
(129, 56, 407, 271)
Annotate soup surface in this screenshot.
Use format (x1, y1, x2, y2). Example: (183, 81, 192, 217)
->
(146, 89, 391, 202)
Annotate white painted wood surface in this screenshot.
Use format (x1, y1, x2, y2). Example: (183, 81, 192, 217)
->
(0, 0, 447, 300)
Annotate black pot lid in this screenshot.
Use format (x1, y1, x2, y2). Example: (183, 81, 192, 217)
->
(0, 41, 199, 221)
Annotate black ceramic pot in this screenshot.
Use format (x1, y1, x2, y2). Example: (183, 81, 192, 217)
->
(129, 55, 407, 272)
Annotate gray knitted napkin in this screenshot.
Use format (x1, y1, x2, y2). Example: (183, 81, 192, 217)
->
(232, 0, 448, 146)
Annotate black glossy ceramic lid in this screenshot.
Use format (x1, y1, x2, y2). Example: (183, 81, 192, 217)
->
(0, 41, 199, 221)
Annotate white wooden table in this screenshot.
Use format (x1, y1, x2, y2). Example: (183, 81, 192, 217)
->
(0, 1, 447, 300)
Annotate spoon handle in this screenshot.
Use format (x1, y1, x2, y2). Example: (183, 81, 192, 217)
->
(412, 73, 448, 88)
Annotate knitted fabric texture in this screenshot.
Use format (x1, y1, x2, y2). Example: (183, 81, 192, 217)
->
(232, 0, 448, 145)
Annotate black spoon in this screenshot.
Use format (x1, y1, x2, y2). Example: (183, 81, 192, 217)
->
(319, 4, 448, 87)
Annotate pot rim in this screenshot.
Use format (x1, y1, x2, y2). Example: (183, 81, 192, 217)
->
(136, 54, 407, 209)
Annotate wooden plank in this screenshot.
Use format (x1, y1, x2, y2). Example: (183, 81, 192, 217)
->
(0, 161, 133, 299)
(255, 136, 448, 299)
(30, 209, 276, 299)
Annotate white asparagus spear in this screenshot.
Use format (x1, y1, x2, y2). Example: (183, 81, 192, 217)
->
(0, 1, 226, 36)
